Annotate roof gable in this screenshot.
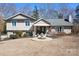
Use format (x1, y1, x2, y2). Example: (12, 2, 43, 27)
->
(12, 14, 28, 19)
(33, 19, 51, 26)
(6, 13, 36, 21)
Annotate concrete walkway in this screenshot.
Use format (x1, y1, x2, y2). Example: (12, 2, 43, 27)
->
(31, 37, 53, 41)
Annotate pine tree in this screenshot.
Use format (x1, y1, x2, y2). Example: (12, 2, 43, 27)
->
(75, 5, 79, 19)
(32, 6, 39, 20)
(58, 13, 63, 19)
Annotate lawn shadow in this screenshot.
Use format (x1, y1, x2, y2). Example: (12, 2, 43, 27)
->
(0, 36, 33, 42)
(0, 38, 16, 42)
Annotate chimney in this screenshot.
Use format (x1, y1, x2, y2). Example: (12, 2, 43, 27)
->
(69, 14, 73, 23)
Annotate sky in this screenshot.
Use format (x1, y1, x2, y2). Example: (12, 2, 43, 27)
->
(15, 3, 79, 10)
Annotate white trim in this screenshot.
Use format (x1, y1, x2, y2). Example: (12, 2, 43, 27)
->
(6, 13, 36, 20)
(33, 19, 51, 26)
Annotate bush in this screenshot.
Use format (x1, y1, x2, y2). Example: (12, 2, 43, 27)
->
(12, 31, 33, 38)
(56, 32, 66, 36)
(10, 34, 17, 39)
(72, 23, 79, 34)
(14, 31, 23, 38)
(21, 32, 27, 37)
(29, 31, 33, 36)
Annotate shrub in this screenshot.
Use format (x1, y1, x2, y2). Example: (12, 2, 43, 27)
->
(29, 31, 33, 36)
(10, 34, 17, 39)
(21, 32, 27, 37)
(56, 32, 66, 36)
(72, 23, 79, 34)
(14, 31, 23, 38)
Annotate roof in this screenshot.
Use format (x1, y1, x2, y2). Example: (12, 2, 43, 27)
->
(6, 13, 36, 21)
(5, 13, 73, 26)
(33, 19, 51, 26)
(33, 19, 73, 26)
(33, 19, 51, 24)
(45, 19, 73, 26)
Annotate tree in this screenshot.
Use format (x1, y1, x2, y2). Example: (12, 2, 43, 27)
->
(0, 16, 4, 39)
(39, 3, 58, 19)
(0, 3, 16, 18)
(0, 3, 16, 36)
(18, 4, 32, 16)
(58, 3, 70, 19)
(31, 6, 39, 20)
(75, 4, 79, 14)
(75, 4, 79, 19)
(46, 9, 58, 19)
(71, 4, 79, 34)
(58, 13, 63, 19)
(73, 4, 79, 23)
(2, 22, 6, 34)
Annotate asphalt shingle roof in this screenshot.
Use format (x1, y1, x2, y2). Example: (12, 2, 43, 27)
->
(45, 19, 73, 26)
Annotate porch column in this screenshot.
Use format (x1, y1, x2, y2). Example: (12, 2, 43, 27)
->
(33, 26, 36, 37)
(46, 26, 48, 34)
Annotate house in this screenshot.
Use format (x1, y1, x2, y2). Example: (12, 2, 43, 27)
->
(6, 13, 36, 37)
(5, 13, 73, 37)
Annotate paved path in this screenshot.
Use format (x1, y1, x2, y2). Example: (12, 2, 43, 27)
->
(31, 37, 53, 41)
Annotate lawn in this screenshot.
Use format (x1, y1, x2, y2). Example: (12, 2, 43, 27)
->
(0, 35, 79, 56)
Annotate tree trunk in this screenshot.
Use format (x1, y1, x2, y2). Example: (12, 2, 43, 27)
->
(0, 32, 1, 40)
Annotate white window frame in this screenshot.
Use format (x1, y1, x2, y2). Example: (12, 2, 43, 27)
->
(12, 20, 16, 27)
(55, 26, 64, 32)
(25, 20, 30, 26)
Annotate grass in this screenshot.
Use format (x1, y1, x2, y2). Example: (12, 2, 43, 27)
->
(0, 35, 78, 56)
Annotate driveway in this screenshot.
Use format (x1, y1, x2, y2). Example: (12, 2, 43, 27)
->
(0, 36, 78, 56)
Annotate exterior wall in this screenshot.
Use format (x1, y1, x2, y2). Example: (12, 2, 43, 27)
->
(63, 26, 72, 34)
(64, 29, 71, 34)
(51, 26, 72, 34)
(46, 28, 57, 36)
(51, 28, 58, 34)
(6, 21, 33, 31)
(6, 14, 35, 37)
(6, 14, 35, 31)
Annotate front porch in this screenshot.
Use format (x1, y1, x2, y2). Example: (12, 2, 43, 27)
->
(33, 26, 49, 35)
(32, 26, 53, 41)
(33, 19, 51, 37)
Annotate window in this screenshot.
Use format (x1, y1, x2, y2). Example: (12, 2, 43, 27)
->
(27, 20, 30, 26)
(56, 27, 64, 32)
(12, 21, 16, 26)
(25, 21, 28, 26)
(25, 20, 30, 26)
(57, 27, 61, 32)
